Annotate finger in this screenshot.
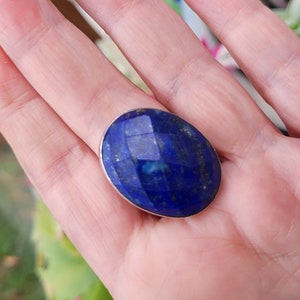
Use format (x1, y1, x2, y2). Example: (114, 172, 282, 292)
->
(0, 47, 142, 291)
(76, 0, 277, 157)
(186, 0, 300, 136)
(0, 0, 272, 161)
(0, 0, 162, 155)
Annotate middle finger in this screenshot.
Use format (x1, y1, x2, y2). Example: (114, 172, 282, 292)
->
(78, 0, 276, 156)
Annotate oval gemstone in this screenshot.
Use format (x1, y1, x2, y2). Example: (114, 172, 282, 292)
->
(100, 109, 221, 218)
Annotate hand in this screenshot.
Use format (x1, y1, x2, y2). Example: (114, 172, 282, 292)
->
(0, 0, 300, 299)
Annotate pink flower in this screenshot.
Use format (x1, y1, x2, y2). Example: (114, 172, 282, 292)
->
(202, 39, 239, 71)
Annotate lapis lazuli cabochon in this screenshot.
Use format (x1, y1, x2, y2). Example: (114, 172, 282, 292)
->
(101, 109, 221, 218)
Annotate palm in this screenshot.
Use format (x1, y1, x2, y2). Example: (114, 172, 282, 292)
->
(116, 143, 300, 299)
(0, 0, 300, 299)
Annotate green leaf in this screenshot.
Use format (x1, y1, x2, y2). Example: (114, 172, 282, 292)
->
(274, 0, 300, 35)
(164, 0, 181, 15)
(287, 0, 300, 23)
(80, 281, 112, 300)
(32, 200, 112, 300)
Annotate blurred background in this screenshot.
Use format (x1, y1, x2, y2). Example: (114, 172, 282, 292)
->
(0, 0, 298, 299)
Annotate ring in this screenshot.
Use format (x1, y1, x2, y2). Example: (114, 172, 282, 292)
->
(100, 108, 221, 218)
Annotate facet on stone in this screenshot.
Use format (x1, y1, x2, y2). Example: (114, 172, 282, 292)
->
(100, 108, 221, 218)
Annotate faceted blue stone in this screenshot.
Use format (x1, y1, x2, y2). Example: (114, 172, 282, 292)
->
(100, 109, 221, 218)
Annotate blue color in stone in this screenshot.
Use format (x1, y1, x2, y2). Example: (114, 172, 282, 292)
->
(100, 108, 221, 218)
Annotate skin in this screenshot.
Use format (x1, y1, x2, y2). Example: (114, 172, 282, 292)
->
(0, 0, 300, 299)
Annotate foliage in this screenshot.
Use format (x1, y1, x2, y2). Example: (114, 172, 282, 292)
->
(0, 142, 45, 300)
(274, 0, 300, 36)
(32, 200, 112, 300)
(164, 0, 181, 14)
